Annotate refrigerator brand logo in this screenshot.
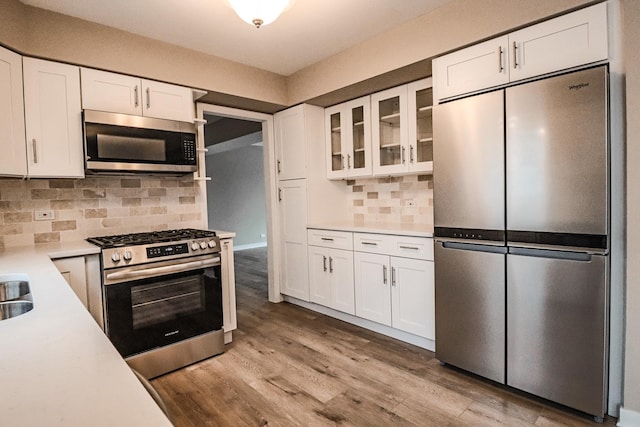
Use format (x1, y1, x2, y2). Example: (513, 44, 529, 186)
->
(164, 330, 180, 337)
(569, 82, 590, 91)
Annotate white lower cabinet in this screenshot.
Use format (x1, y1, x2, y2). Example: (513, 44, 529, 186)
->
(52, 254, 103, 328)
(354, 233, 435, 340)
(220, 238, 238, 343)
(279, 179, 309, 301)
(308, 246, 355, 315)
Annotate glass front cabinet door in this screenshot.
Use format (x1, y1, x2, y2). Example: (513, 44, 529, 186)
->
(325, 95, 371, 180)
(372, 78, 433, 175)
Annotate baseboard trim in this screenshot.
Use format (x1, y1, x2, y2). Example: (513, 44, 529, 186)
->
(283, 296, 435, 352)
(617, 407, 640, 426)
(234, 242, 267, 251)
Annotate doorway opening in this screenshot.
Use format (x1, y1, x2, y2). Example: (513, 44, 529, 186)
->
(196, 104, 280, 303)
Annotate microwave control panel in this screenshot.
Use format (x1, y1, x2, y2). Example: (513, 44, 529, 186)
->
(182, 134, 197, 164)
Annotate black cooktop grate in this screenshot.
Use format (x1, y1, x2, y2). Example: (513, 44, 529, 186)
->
(87, 228, 216, 249)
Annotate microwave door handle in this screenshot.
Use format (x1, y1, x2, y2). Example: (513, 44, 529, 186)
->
(105, 257, 220, 282)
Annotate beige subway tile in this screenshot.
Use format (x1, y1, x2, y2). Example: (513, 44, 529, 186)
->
(83, 189, 106, 198)
(121, 179, 141, 188)
(49, 179, 75, 189)
(179, 196, 196, 205)
(107, 207, 129, 217)
(101, 218, 123, 228)
(52, 220, 77, 231)
(367, 192, 378, 199)
(150, 206, 168, 215)
(4, 212, 32, 224)
(379, 207, 392, 214)
(31, 189, 58, 200)
(75, 199, 100, 209)
(147, 188, 167, 197)
(353, 199, 364, 207)
(160, 179, 178, 188)
(180, 213, 201, 222)
(60, 230, 84, 242)
(51, 200, 76, 210)
(85, 208, 108, 219)
(3, 234, 31, 247)
(58, 210, 84, 221)
(401, 215, 414, 224)
(34, 232, 60, 244)
(0, 224, 22, 235)
(130, 207, 150, 216)
(122, 198, 142, 207)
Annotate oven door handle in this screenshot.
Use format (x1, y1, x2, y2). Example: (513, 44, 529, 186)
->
(105, 257, 221, 282)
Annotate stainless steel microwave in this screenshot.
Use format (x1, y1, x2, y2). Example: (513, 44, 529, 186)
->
(83, 110, 197, 175)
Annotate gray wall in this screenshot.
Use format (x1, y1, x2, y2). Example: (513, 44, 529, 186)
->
(205, 143, 266, 249)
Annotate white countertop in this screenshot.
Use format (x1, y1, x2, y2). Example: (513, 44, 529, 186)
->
(0, 242, 172, 427)
(307, 221, 434, 238)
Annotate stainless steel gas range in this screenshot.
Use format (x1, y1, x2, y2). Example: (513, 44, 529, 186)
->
(87, 229, 225, 379)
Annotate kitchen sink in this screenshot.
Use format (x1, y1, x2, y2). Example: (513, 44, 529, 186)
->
(0, 276, 31, 302)
(0, 300, 34, 320)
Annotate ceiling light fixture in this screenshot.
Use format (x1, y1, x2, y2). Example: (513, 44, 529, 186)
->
(229, 0, 291, 29)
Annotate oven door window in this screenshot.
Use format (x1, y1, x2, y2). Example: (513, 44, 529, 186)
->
(105, 266, 223, 358)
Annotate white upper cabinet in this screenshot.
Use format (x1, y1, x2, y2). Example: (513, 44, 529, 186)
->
(326, 95, 372, 180)
(23, 58, 84, 178)
(0, 46, 27, 177)
(509, 2, 608, 82)
(433, 36, 509, 101)
(433, 3, 608, 101)
(372, 79, 433, 175)
(274, 104, 307, 181)
(81, 68, 195, 122)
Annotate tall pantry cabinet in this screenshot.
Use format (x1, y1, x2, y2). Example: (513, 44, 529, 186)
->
(274, 104, 348, 301)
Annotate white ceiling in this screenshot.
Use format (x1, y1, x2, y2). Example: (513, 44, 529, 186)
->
(19, 0, 449, 76)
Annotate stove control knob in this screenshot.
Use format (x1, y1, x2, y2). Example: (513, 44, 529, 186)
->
(123, 250, 132, 261)
(208, 240, 217, 248)
(191, 242, 200, 251)
(199, 241, 207, 249)
(111, 252, 121, 263)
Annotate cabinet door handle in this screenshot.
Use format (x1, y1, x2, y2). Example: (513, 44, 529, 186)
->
(409, 145, 414, 163)
(146, 87, 151, 108)
(341, 154, 345, 171)
(278, 188, 282, 202)
(513, 41, 518, 69)
(321, 237, 334, 242)
(402, 146, 406, 164)
(498, 46, 504, 72)
(391, 267, 396, 287)
(32, 139, 38, 164)
(277, 160, 281, 174)
(329, 257, 333, 273)
(399, 245, 420, 251)
(347, 154, 351, 169)
(362, 241, 377, 246)
(383, 265, 388, 285)
(134, 85, 139, 108)
(323, 255, 327, 272)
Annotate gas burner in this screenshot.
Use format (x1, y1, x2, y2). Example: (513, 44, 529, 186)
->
(87, 228, 217, 249)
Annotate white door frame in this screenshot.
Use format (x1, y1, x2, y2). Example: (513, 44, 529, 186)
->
(196, 102, 283, 303)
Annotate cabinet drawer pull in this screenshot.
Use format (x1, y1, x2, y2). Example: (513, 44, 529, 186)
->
(32, 139, 38, 164)
(323, 255, 327, 272)
(409, 145, 414, 163)
(278, 188, 282, 202)
(277, 160, 281, 174)
(498, 46, 504, 72)
(134, 85, 139, 108)
(146, 87, 151, 108)
(383, 265, 387, 284)
(321, 237, 334, 242)
(399, 245, 420, 251)
(391, 267, 396, 287)
(362, 241, 378, 246)
(401, 146, 406, 164)
(347, 154, 351, 169)
(513, 41, 518, 69)
(341, 154, 345, 171)
(329, 257, 333, 273)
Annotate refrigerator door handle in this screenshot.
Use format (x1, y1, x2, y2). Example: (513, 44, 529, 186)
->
(508, 246, 593, 262)
(441, 241, 507, 254)
(507, 242, 607, 256)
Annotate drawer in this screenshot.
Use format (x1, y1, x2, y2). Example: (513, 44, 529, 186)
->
(307, 229, 353, 250)
(354, 233, 434, 261)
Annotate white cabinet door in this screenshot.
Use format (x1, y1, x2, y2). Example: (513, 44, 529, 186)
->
(221, 238, 238, 337)
(372, 85, 408, 176)
(329, 248, 355, 315)
(80, 68, 142, 116)
(308, 245, 331, 306)
(391, 257, 435, 339)
(0, 46, 26, 177)
(23, 58, 84, 178)
(279, 179, 309, 300)
(53, 256, 88, 308)
(325, 104, 347, 179)
(142, 79, 194, 122)
(275, 104, 306, 180)
(345, 96, 372, 178)
(354, 251, 391, 325)
(509, 2, 608, 82)
(433, 36, 509, 101)
(407, 79, 433, 174)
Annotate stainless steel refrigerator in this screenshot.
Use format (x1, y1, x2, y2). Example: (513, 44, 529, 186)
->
(433, 65, 609, 420)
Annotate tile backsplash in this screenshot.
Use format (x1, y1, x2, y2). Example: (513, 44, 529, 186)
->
(348, 175, 433, 225)
(0, 176, 204, 248)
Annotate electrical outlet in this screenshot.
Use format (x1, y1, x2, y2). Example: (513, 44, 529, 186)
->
(260, 233, 266, 238)
(404, 199, 416, 207)
(35, 210, 55, 221)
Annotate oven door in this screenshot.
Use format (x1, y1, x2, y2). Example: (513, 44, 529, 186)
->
(104, 257, 222, 358)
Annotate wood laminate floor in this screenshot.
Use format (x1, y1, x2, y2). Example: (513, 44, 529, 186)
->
(151, 247, 615, 427)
